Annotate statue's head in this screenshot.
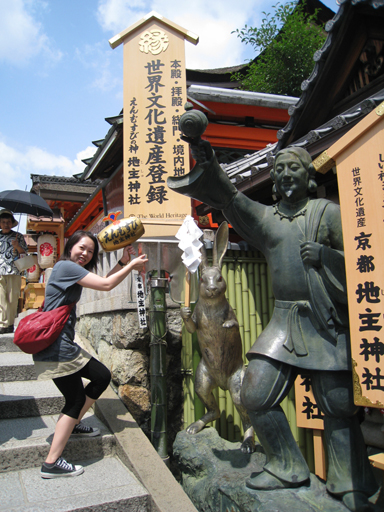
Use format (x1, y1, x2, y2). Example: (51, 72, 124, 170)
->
(270, 147, 317, 201)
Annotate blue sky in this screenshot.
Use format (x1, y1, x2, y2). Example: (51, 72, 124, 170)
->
(0, 0, 339, 230)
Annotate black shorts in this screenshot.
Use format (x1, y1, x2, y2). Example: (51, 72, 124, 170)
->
(53, 357, 111, 419)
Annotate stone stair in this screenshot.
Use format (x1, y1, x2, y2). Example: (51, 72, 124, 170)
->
(0, 332, 150, 512)
(0, 330, 198, 512)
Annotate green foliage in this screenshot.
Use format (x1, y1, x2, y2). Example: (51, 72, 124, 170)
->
(232, 1, 326, 96)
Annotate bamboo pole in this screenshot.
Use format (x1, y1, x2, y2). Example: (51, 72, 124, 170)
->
(287, 387, 299, 441)
(227, 255, 236, 312)
(267, 267, 275, 319)
(280, 395, 288, 417)
(248, 259, 257, 353)
(184, 268, 191, 308)
(241, 255, 251, 356)
(181, 325, 190, 429)
(219, 388, 227, 439)
(222, 260, 228, 301)
(213, 387, 220, 433)
(259, 262, 269, 329)
(149, 271, 168, 463)
(187, 325, 194, 428)
(297, 425, 307, 463)
(226, 389, 234, 441)
(234, 259, 244, 343)
(192, 330, 204, 422)
(253, 263, 263, 338)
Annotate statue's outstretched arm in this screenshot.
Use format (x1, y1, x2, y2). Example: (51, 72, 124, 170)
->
(168, 139, 266, 247)
(167, 139, 237, 210)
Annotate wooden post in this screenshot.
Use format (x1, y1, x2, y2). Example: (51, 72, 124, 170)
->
(184, 269, 190, 308)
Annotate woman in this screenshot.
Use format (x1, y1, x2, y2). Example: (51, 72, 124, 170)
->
(34, 230, 148, 479)
(0, 209, 27, 334)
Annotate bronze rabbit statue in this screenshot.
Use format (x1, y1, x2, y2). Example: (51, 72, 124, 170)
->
(181, 221, 255, 453)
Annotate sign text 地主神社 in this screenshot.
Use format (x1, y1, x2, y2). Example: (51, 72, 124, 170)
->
(313, 102, 384, 408)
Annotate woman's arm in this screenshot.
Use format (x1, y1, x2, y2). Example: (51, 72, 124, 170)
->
(105, 245, 135, 277)
(12, 233, 26, 255)
(77, 252, 148, 291)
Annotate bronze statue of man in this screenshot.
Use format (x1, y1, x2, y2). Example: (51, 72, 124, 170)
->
(168, 140, 378, 512)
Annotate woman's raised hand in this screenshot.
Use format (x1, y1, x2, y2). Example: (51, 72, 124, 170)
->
(130, 254, 148, 272)
(120, 244, 136, 264)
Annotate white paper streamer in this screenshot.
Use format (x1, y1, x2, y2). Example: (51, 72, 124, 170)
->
(175, 216, 203, 273)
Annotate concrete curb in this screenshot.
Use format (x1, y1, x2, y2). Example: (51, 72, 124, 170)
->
(75, 333, 198, 512)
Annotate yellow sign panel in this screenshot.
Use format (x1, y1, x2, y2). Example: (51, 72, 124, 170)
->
(121, 19, 192, 237)
(335, 117, 384, 407)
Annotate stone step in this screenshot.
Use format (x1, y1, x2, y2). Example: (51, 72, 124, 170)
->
(0, 455, 150, 512)
(0, 379, 64, 419)
(0, 333, 19, 353)
(0, 412, 114, 473)
(0, 351, 36, 382)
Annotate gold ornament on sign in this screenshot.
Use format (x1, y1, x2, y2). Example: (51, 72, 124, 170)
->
(312, 150, 336, 175)
(375, 101, 384, 116)
(139, 30, 169, 55)
(352, 359, 384, 408)
(199, 216, 210, 226)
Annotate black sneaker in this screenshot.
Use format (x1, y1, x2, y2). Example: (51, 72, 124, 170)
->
(41, 457, 84, 478)
(0, 325, 14, 334)
(71, 422, 100, 437)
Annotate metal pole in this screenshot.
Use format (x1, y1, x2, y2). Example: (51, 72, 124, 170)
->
(149, 270, 169, 465)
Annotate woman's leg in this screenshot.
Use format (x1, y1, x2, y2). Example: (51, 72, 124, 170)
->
(46, 358, 111, 463)
(46, 371, 86, 463)
(45, 414, 79, 464)
(75, 396, 96, 424)
(74, 357, 111, 425)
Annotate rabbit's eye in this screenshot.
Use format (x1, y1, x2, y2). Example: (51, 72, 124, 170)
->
(218, 276, 222, 282)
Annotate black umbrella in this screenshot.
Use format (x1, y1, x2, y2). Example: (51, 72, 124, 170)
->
(0, 190, 53, 217)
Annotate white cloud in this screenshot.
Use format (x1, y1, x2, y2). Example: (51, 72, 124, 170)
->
(74, 146, 97, 170)
(75, 42, 122, 93)
(0, 138, 95, 192)
(96, 0, 266, 69)
(0, 0, 62, 66)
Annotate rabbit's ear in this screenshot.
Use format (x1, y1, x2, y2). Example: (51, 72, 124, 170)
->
(213, 222, 229, 269)
(200, 239, 208, 269)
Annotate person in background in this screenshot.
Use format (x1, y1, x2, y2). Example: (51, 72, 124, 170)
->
(0, 209, 27, 334)
(35, 230, 148, 479)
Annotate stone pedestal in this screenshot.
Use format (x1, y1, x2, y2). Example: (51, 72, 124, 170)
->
(173, 427, 355, 512)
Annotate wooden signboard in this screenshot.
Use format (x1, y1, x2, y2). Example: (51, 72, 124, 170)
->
(313, 102, 384, 408)
(109, 12, 198, 237)
(295, 375, 326, 480)
(295, 375, 324, 430)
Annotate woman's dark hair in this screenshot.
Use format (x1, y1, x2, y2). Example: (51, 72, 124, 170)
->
(61, 230, 99, 271)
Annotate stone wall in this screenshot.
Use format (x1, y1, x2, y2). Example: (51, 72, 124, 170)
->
(76, 300, 184, 464)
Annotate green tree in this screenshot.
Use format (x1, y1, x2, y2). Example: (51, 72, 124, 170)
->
(232, 1, 327, 96)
